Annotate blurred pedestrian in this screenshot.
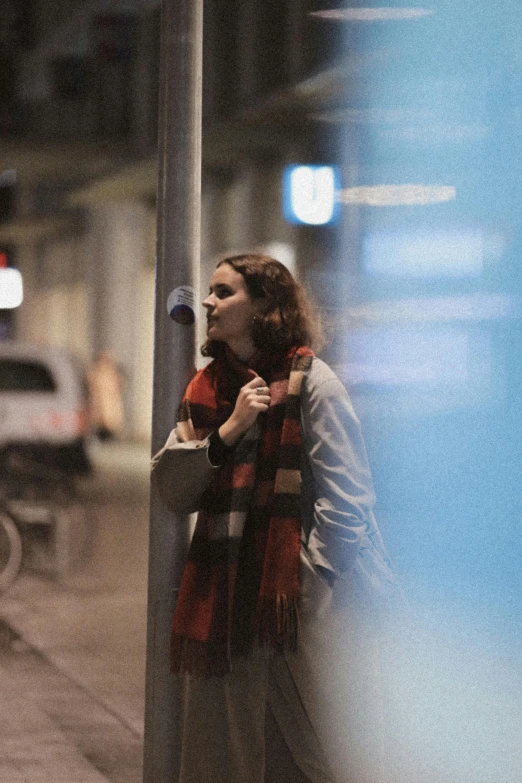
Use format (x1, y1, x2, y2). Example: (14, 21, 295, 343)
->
(152, 254, 399, 783)
(87, 351, 125, 441)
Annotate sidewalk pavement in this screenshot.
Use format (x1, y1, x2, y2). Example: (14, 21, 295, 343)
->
(0, 620, 142, 783)
(0, 440, 151, 783)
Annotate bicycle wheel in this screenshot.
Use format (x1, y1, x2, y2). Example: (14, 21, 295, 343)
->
(0, 511, 23, 593)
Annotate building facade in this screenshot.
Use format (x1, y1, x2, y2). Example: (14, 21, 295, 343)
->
(1, 0, 346, 440)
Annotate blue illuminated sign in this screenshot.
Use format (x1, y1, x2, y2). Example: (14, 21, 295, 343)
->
(282, 165, 340, 226)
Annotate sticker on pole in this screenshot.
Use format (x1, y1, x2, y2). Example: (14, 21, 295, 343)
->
(167, 286, 195, 325)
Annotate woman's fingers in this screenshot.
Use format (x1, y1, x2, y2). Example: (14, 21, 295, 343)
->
(246, 378, 270, 406)
(220, 378, 271, 444)
(254, 387, 270, 405)
(243, 377, 269, 400)
(244, 376, 266, 390)
(231, 379, 270, 427)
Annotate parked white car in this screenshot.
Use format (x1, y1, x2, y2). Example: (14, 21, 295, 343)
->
(0, 342, 91, 474)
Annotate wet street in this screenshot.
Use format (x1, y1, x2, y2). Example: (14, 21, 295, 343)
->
(0, 440, 150, 783)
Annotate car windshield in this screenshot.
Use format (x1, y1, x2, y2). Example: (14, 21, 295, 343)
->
(0, 359, 56, 392)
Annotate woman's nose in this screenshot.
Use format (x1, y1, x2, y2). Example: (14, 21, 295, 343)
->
(202, 295, 213, 309)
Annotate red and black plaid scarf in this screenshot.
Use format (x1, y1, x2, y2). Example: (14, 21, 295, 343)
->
(171, 345, 314, 676)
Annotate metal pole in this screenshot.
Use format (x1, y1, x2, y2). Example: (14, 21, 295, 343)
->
(143, 0, 202, 780)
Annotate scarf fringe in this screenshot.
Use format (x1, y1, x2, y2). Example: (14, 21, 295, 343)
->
(256, 595, 300, 653)
(172, 596, 301, 678)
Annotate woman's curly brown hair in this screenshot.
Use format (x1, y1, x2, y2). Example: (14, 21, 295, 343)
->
(202, 253, 323, 358)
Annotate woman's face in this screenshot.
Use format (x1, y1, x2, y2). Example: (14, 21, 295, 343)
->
(202, 264, 259, 357)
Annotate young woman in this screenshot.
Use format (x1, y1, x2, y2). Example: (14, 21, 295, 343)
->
(152, 254, 397, 783)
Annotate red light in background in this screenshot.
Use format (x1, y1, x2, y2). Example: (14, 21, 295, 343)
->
(0, 253, 7, 268)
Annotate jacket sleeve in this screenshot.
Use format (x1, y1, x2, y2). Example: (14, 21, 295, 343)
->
(150, 427, 219, 515)
(301, 370, 376, 580)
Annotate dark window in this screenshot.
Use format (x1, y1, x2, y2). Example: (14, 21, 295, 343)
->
(255, 0, 290, 96)
(301, 0, 344, 78)
(206, 0, 240, 119)
(92, 14, 137, 139)
(52, 57, 94, 101)
(0, 54, 17, 135)
(16, 0, 36, 50)
(0, 188, 15, 224)
(0, 360, 56, 392)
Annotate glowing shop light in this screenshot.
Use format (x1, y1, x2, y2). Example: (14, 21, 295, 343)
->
(0, 268, 24, 308)
(338, 185, 456, 206)
(309, 8, 434, 21)
(282, 165, 340, 226)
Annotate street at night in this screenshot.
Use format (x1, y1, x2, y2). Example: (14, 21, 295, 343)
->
(0, 441, 149, 782)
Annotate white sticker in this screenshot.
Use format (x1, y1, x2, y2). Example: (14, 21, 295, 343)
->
(167, 286, 195, 325)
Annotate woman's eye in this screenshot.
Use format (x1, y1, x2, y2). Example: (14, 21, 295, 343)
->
(215, 287, 232, 299)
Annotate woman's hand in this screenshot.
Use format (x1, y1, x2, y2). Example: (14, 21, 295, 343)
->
(218, 377, 270, 446)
